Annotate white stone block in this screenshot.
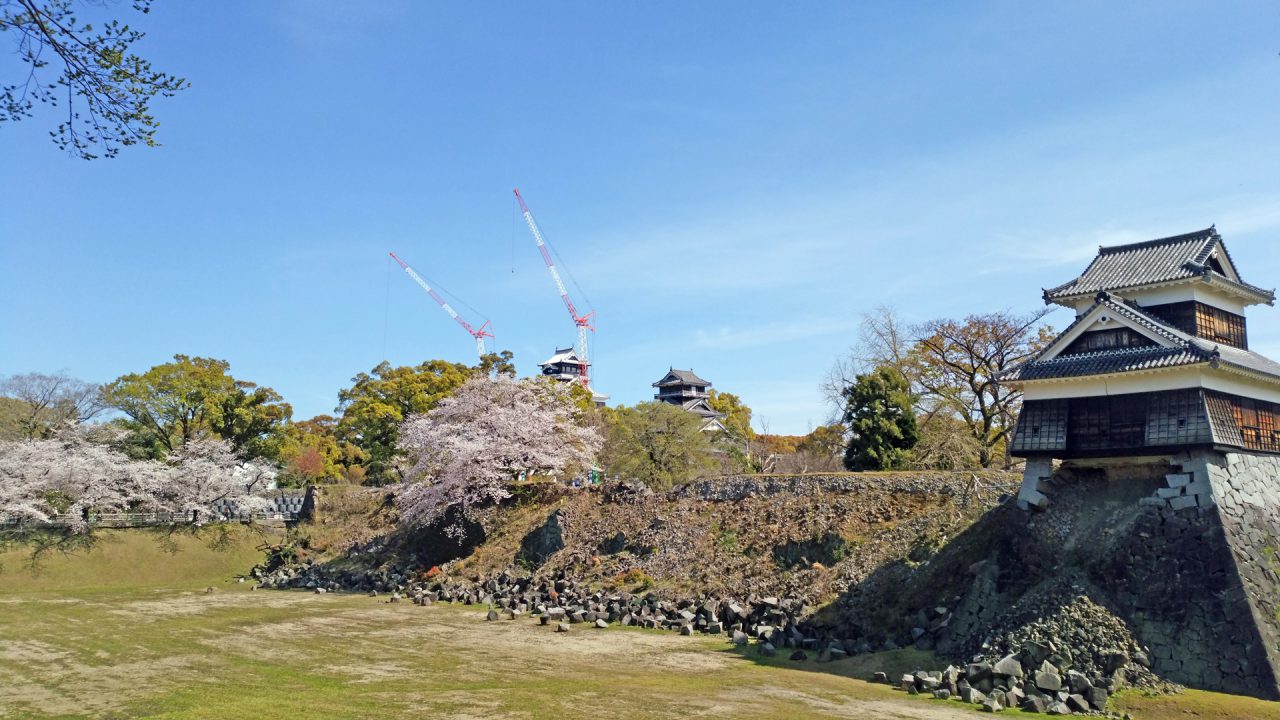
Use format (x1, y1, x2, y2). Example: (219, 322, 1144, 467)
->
(1018, 488, 1049, 511)
(1184, 480, 1212, 497)
(1165, 473, 1193, 488)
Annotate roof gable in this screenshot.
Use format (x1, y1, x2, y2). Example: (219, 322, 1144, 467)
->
(1042, 227, 1273, 305)
(540, 347, 583, 366)
(1036, 295, 1188, 363)
(1002, 291, 1280, 384)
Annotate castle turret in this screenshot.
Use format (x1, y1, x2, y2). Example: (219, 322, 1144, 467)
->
(1002, 227, 1279, 506)
(652, 368, 726, 432)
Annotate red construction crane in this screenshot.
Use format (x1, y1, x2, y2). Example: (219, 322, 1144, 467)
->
(389, 252, 492, 358)
(513, 188, 594, 386)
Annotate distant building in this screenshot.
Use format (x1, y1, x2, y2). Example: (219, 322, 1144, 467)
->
(539, 346, 608, 406)
(653, 368, 726, 432)
(1001, 227, 1280, 508)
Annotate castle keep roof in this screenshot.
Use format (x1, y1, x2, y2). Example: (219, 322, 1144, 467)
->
(1042, 227, 1274, 306)
(653, 368, 711, 387)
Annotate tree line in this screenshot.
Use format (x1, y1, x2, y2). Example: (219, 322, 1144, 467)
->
(827, 306, 1051, 471)
(1, 302, 1049, 495)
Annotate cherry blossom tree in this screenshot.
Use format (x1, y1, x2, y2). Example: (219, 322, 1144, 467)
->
(395, 375, 602, 536)
(0, 428, 275, 533)
(155, 439, 274, 520)
(0, 429, 165, 531)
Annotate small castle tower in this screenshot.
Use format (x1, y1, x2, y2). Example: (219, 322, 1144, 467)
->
(652, 368, 726, 432)
(539, 347, 608, 405)
(998, 226, 1280, 698)
(1005, 227, 1278, 507)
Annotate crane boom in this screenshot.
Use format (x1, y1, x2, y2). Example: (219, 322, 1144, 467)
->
(389, 252, 492, 358)
(513, 188, 594, 386)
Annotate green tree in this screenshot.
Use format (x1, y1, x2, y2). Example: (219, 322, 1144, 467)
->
(335, 351, 514, 484)
(276, 415, 362, 486)
(101, 355, 292, 460)
(707, 389, 754, 441)
(1, 0, 188, 159)
(841, 366, 919, 471)
(0, 396, 25, 440)
(600, 401, 717, 490)
(828, 307, 1052, 469)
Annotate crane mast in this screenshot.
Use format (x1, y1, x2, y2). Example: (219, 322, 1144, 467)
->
(513, 188, 594, 386)
(389, 252, 492, 358)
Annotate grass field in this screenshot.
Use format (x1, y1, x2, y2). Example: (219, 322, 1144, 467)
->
(1, 528, 1277, 719)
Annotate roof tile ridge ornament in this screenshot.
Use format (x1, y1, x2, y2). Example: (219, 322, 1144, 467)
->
(1208, 345, 1222, 369)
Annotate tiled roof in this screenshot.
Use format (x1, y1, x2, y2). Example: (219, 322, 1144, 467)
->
(1203, 342, 1280, 380)
(1002, 345, 1211, 381)
(1002, 291, 1280, 384)
(1042, 227, 1273, 303)
(682, 398, 725, 418)
(540, 347, 583, 366)
(653, 368, 711, 387)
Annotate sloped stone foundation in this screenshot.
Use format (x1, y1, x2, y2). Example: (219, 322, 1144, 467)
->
(832, 452, 1280, 699)
(1032, 452, 1280, 697)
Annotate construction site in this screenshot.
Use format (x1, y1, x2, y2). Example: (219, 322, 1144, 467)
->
(389, 189, 610, 409)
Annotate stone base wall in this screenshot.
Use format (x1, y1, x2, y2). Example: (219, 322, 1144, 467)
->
(1015, 450, 1280, 698)
(1204, 451, 1280, 695)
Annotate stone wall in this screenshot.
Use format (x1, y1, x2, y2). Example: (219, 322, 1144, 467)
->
(836, 454, 1280, 699)
(1205, 451, 1280, 695)
(1039, 452, 1280, 697)
(679, 471, 1019, 503)
(1092, 450, 1280, 697)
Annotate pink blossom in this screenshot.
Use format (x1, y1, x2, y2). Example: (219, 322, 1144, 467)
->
(396, 375, 601, 536)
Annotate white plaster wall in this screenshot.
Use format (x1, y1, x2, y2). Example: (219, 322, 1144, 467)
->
(1064, 283, 1250, 317)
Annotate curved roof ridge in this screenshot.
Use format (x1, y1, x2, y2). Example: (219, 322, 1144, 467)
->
(1096, 226, 1216, 255)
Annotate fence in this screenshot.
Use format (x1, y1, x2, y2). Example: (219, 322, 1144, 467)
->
(0, 510, 301, 530)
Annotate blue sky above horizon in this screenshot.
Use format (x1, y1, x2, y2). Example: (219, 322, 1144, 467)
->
(3, 1, 1280, 434)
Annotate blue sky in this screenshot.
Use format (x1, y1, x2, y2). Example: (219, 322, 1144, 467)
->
(3, 1, 1279, 434)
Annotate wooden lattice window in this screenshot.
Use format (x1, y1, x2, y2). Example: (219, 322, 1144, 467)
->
(1142, 301, 1247, 349)
(1194, 303, 1247, 349)
(1146, 389, 1210, 446)
(1206, 390, 1280, 453)
(1012, 400, 1068, 453)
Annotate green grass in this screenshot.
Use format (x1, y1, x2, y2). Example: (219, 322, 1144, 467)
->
(1, 527, 1277, 719)
(0, 526, 271, 594)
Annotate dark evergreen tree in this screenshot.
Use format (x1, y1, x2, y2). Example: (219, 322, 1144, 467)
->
(841, 365, 919, 471)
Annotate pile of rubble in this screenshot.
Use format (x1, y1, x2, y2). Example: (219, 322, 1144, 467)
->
(407, 572, 819, 650)
(887, 594, 1177, 714)
(890, 645, 1114, 714)
(978, 595, 1167, 691)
